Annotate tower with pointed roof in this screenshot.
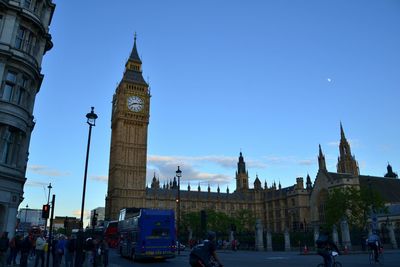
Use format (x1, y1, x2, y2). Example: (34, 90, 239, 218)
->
(336, 123, 359, 176)
(384, 163, 398, 178)
(105, 35, 151, 220)
(236, 152, 249, 191)
(318, 144, 327, 172)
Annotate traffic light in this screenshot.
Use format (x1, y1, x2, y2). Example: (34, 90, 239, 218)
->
(42, 204, 50, 219)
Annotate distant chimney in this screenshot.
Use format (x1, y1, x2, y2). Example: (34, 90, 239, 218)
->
(296, 177, 304, 189)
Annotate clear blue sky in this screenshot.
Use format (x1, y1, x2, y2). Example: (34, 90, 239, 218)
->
(22, 0, 400, 224)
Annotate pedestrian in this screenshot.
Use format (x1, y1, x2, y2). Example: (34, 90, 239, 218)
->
(0, 232, 9, 267)
(55, 235, 66, 267)
(231, 239, 237, 251)
(29, 234, 36, 260)
(7, 234, 21, 266)
(51, 237, 59, 267)
(64, 235, 76, 267)
(84, 237, 94, 267)
(34, 233, 46, 267)
(19, 235, 32, 267)
(100, 239, 109, 267)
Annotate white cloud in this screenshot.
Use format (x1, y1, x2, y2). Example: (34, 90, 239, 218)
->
(25, 180, 48, 187)
(262, 155, 315, 166)
(298, 159, 314, 166)
(72, 210, 90, 219)
(146, 155, 237, 187)
(90, 175, 108, 182)
(27, 165, 70, 177)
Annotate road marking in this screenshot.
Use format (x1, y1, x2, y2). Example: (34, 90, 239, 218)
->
(266, 256, 287, 260)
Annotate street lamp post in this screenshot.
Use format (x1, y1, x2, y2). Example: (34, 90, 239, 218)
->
(175, 166, 182, 255)
(24, 204, 28, 223)
(44, 183, 52, 233)
(24, 204, 28, 234)
(76, 107, 97, 267)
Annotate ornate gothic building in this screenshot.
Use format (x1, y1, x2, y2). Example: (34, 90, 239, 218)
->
(105, 40, 400, 233)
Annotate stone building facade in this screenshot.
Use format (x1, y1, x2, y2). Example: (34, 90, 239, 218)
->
(105, 40, 400, 236)
(0, 0, 55, 237)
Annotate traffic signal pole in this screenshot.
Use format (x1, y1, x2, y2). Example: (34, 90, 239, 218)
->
(46, 194, 55, 267)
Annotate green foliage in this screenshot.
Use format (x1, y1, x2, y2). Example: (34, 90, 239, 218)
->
(231, 209, 256, 232)
(290, 231, 315, 248)
(325, 186, 387, 229)
(181, 209, 256, 240)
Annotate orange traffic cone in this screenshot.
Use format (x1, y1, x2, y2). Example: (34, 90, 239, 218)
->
(303, 245, 308, 254)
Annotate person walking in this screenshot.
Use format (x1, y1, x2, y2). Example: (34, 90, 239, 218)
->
(0, 232, 9, 267)
(7, 235, 21, 266)
(100, 239, 109, 267)
(51, 237, 59, 267)
(64, 236, 76, 267)
(19, 235, 32, 267)
(55, 236, 66, 267)
(34, 233, 46, 267)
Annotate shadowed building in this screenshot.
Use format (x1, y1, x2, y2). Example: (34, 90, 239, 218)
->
(0, 0, 55, 238)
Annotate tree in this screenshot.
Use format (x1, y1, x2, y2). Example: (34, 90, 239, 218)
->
(181, 209, 255, 240)
(324, 186, 386, 229)
(231, 209, 256, 232)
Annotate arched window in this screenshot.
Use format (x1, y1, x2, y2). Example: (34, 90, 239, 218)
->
(317, 189, 328, 224)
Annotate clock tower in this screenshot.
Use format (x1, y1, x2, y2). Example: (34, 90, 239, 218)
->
(105, 36, 151, 220)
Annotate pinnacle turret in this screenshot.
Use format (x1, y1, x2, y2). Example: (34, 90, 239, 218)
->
(129, 33, 142, 63)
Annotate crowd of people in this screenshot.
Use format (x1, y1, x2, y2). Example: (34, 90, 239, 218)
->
(0, 231, 109, 267)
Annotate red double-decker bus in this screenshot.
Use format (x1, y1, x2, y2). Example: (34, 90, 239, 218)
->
(104, 220, 119, 248)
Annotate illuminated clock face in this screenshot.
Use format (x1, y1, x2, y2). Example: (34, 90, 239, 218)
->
(127, 96, 144, 112)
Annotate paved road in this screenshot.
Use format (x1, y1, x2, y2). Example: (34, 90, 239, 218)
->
(108, 249, 399, 267)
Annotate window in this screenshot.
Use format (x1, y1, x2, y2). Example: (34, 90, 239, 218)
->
(2, 71, 17, 101)
(15, 26, 36, 55)
(2, 71, 32, 108)
(0, 125, 24, 166)
(34, 1, 41, 13)
(15, 27, 26, 49)
(26, 31, 33, 53)
(23, 0, 32, 9)
(16, 76, 29, 105)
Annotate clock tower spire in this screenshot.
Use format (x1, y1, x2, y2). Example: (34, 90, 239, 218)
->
(105, 36, 151, 220)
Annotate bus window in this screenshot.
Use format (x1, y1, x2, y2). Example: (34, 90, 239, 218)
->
(151, 228, 170, 238)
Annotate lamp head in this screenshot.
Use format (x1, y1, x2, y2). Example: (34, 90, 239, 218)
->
(176, 166, 182, 178)
(86, 107, 98, 126)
